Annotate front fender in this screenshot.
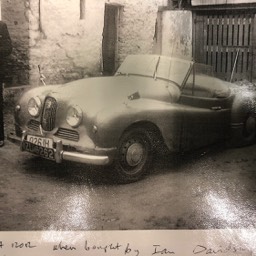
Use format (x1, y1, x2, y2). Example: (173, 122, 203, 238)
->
(92, 98, 182, 151)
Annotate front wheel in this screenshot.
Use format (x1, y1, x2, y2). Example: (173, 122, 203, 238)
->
(114, 128, 153, 183)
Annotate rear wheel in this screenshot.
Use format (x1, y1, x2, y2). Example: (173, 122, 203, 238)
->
(241, 114, 256, 145)
(114, 127, 153, 183)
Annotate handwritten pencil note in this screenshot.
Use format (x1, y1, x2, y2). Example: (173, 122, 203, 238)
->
(0, 229, 255, 256)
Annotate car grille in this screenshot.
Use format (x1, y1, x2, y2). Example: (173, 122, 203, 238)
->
(27, 120, 40, 131)
(41, 97, 57, 131)
(55, 128, 79, 142)
(25, 98, 79, 142)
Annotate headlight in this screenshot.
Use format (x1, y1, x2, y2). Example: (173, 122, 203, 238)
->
(66, 105, 83, 128)
(28, 97, 41, 117)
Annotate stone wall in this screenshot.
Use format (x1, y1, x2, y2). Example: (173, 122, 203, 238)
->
(28, 0, 106, 85)
(2, 0, 168, 86)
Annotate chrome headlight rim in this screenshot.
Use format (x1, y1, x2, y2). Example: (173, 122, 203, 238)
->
(66, 105, 83, 128)
(27, 96, 42, 117)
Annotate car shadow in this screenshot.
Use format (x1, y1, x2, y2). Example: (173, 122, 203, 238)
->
(22, 157, 115, 186)
(150, 141, 227, 176)
(22, 142, 228, 186)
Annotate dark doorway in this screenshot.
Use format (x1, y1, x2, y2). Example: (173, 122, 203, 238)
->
(102, 4, 119, 76)
(193, 11, 255, 82)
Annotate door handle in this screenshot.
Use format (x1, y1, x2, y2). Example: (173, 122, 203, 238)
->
(211, 106, 222, 110)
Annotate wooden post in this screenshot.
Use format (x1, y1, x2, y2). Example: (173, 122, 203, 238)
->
(252, 14, 256, 82)
(193, 13, 205, 63)
(80, 0, 86, 20)
(0, 82, 4, 146)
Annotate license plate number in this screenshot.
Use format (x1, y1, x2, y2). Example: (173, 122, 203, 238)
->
(22, 141, 55, 160)
(22, 135, 55, 160)
(27, 135, 53, 148)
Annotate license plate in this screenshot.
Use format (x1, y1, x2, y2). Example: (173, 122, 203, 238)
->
(22, 135, 55, 161)
(27, 135, 53, 148)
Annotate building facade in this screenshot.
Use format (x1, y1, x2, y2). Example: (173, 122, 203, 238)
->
(1, 0, 170, 86)
(1, 0, 255, 86)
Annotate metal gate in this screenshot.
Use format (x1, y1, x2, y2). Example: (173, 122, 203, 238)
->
(193, 11, 255, 82)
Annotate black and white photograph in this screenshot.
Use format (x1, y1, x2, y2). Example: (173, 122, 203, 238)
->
(0, 0, 256, 254)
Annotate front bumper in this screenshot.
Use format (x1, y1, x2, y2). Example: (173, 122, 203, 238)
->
(7, 131, 112, 166)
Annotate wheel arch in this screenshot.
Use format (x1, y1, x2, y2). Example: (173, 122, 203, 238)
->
(113, 121, 167, 183)
(119, 120, 169, 153)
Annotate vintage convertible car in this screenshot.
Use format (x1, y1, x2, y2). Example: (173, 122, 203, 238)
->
(9, 55, 256, 182)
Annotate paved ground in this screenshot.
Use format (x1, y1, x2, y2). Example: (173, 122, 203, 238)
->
(0, 125, 255, 231)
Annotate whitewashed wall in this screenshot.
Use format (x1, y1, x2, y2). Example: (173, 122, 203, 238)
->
(161, 11, 192, 60)
(28, 0, 105, 84)
(2, 0, 168, 85)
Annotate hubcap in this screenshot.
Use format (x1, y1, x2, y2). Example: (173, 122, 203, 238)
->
(126, 142, 144, 167)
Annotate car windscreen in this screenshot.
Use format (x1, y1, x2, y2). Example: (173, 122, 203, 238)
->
(116, 55, 192, 87)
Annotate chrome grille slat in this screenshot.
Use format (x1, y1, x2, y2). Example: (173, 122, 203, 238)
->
(55, 128, 79, 142)
(41, 97, 57, 131)
(27, 120, 40, 131)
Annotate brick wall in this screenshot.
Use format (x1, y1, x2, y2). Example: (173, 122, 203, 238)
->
(2, 0, 168, 86)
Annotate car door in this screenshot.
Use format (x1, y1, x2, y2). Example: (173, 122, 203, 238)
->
(178, 69, 232, 152)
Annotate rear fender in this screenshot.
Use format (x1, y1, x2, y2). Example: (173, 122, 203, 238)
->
(230, 92, 256, 146)
(231, 93, 256, 124)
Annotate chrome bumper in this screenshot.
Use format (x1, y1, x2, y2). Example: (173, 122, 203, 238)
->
(7, 131, 110, 166)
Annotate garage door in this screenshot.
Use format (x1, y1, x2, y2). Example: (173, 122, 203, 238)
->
(193, 11, 255, 82)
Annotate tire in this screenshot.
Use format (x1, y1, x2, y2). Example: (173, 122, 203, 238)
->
(231, 114, 256, 147)
(241, 114, 256, 146)
(114, 127, 153, 183)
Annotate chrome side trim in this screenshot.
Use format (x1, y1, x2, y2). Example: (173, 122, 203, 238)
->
(231, 122, 243, 128)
